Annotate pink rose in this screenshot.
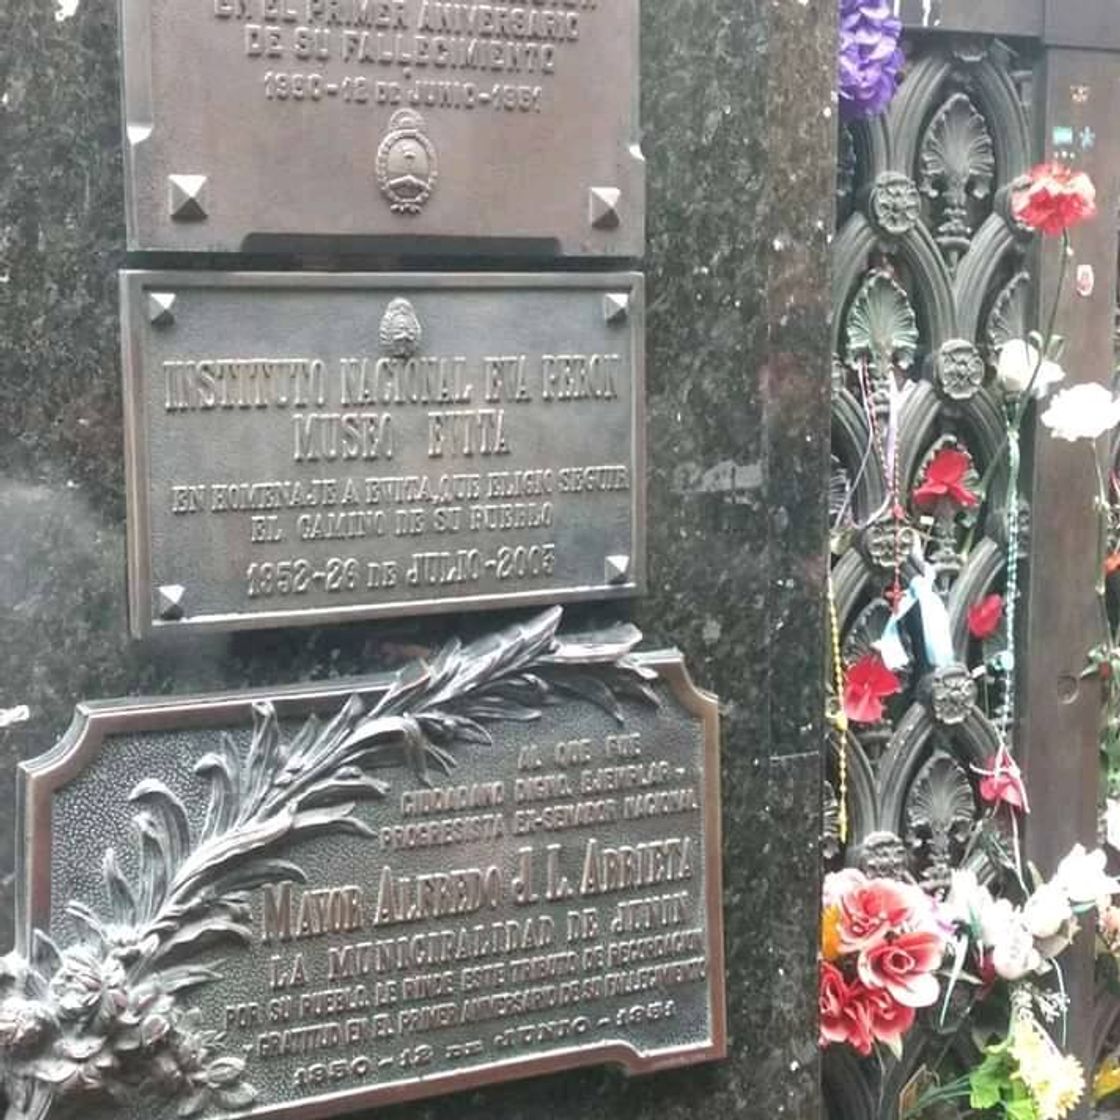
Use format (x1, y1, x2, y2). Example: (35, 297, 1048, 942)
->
(837, 878, 922, 953)
(857, 981, 916, 1054)
(857, 930, 944, 1008)
(819, 962, 873, 1056)
(823, 868, 867, 909)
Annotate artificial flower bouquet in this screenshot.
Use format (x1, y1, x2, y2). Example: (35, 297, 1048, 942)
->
(821, 845, 1118, 1120)
(821, 872, 944, 1058)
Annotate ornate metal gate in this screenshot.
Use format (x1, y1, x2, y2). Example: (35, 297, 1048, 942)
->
(825, 6, 1120, 1114)
(827, 32, 1033, 1113)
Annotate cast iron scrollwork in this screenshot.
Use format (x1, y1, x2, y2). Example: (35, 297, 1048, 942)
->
(904, 750, 977, 893)
(935, 338, 986, 402)
(845, 270, 920, 412)
(826, 31, 1034, 1120)
(869, 172, 923, 238)
(985, 270, 1031, 356)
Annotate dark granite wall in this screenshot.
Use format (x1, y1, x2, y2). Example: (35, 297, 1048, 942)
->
(0, 0, 834, 1117)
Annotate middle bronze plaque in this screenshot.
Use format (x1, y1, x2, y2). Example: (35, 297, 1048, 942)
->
(121, 271, 645, 637)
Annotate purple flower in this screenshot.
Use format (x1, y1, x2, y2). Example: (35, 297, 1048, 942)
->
(839, 0, 904, 122)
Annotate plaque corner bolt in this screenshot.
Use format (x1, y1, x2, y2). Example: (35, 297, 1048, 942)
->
(148, 292, 177, 328)
(168, 174, 209, 222)
(603, 293, 630, 325)
(605, 555, 631, 585)
(157, 584, 187, 622)
(589, 186, 622, 231)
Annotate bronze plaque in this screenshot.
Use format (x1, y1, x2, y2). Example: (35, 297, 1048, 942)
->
(119, 0, 643, 255)
(7, 611, 725, 1120)
(121, 271, 645, 637)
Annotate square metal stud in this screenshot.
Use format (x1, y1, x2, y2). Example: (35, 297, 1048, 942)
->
(147, 292, 177, 328)
(157, 584, 187, 621)
(603, 293, 630, 325)
(605, 555, 631, 585)
(168, 175, 209, 222)
(589, 187, 621, 230)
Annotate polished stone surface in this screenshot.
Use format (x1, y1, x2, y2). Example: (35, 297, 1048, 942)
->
(0, 0, 834, 1116)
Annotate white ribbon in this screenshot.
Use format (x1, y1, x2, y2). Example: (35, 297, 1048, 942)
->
(875, 570, 955, 671)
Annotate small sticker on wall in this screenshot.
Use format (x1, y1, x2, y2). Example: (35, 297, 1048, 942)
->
(1076, 265, 1095, 299)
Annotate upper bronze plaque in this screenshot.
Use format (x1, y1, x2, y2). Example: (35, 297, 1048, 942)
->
(122, 270, 645, 636)
(120, 0, 644, 255)
(6, 611, 725, 1120)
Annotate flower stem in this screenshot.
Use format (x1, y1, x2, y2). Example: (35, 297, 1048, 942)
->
(1094, 444, 1113, 644)
(901, 1077, 974, 1120)
(977, 231, 1072, 503)
(1096, 452, 1110, 585)
(1013, 230, 1071, 428)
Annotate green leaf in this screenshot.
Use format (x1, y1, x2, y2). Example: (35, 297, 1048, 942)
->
(1005, 1097, 1039, 1120)
(969, 1049, 1013, 1110)
(970, 1077, 1003, 1110)
(1004, 1078, 1039, 1120)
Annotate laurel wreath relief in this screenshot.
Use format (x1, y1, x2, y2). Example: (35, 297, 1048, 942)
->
(0, 609, 658, 1120)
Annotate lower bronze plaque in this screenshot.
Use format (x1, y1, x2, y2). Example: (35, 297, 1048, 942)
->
(5, 610, 724, 1119)
(121, 271, 645, 637)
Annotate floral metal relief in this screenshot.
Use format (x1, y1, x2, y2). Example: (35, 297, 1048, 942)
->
(919, 91, 997, 268)
(904, 751, 977, 892)
(844, 269, 920, 414)
(0, 609, 659, 1119)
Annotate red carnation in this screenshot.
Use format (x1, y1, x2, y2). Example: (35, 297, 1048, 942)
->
(1012, 163, 1097, 236)
(912, 448, 978, 511)
(967, 594, 1004, 640)
(843, 652, 901, 724)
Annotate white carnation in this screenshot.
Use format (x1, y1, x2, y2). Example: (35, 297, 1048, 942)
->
(990, 915, 1042, 980)
(1054, 843, 1118, 905)
(1041, 384, 1120, 442)
(996, 340, 1065, 398)
(1023, 882, 1073, 940)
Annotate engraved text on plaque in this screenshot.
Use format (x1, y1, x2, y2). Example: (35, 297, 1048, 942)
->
(121, 272, 646, 636)
(7, 612, 725, 1120)
(120, 0, 643, 254)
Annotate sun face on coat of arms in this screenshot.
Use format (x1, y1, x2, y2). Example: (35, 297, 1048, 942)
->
(376, 109, 438, 215)
(379, 297, 422, 359)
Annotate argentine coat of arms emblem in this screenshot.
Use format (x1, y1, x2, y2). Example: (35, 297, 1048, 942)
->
(375, 109, 438, 215)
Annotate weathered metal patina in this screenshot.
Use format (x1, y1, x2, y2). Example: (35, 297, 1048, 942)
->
(4, 610, 725, 1120)
(119, 0, 643, 255)
(121, 271, 645, 636)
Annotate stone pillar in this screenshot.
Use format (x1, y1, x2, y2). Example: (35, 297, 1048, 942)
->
(1020, 41, 1120, 1108)
(0, 0, 835, 1117)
